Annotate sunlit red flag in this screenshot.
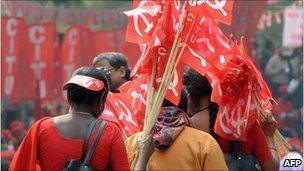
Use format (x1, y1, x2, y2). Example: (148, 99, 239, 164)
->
(186, 0, 234, 25)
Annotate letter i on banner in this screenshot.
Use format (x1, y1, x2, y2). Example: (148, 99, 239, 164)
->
(24, 23, 57, 100)
(1, 17, 26, 102)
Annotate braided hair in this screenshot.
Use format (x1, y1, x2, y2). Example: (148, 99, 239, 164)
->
(184, 68, 218, 138)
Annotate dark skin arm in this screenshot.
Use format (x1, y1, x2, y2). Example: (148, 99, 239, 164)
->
(260, 118, 280, 171)
(134, 134, 155, 171)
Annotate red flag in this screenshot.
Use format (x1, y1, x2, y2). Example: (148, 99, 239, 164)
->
(164, 62, 184, 106)
(182, 14, 232, 70)
(1, 17, 26, 102)
(210, 40, 273, 141)
(101, 74, 149, 137)
(186, 0, 234, 25)
(24, 23, 57, 100)
(105, 92, 143, 136)
(124, 0, 162, 44)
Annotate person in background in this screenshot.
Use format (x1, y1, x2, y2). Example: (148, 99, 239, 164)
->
(93, 52, 131, 92)
(9, 67, 130, 171)
(260, 39, 275, 73)
(1, 129, 15, 171)
(125, 106, 228, 171)
(251, 40, 262, 69)
(9, 120, 26, 148)
(183, 68, 280, 171)
(265, 48, 290, 97)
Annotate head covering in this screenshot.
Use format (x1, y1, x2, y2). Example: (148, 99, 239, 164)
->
(63, 75, 104, 92)
(153, 106, 192, 149)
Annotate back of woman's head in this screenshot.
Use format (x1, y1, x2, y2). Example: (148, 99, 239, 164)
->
(183, 68, 218, 137)
(67, 67, 110, 106)
(183, 68, 212, 106)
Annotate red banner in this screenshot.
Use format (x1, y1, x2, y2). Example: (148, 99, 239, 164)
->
(114, 29, 141, 69)
(93, 29, 116, 57)
(1, 17, 26, 102)
(186, 0, 234, 25)
(24, 23, 57, 100)
(60, 25, 84, 87)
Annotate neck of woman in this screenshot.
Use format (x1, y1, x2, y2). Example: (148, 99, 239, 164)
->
(69, 104, 98, 117)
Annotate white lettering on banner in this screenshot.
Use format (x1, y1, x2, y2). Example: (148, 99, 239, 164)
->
(115, 99, 137, 126)
(68, 28, 78, 63)
(64, 64, 75, 80)
(30, 61, 46, 79)
(196, 36, 215, 53)
(155, 70, 178, 97)
(231, 99, 247, 138)
(219, 55, 226, 64)
(39, 80, 47, 98)
(131, 83, 148, 109)
(29, 25, 46, 61)
(6, 55, 16, 73)
(174, 0, 181, 11)
(158, 47, 167, 56)
(220, 105, 233, 134)
(124, 1, 161, 37)
(187, 0, 227, 16)
(188, 47, 207, 67)
(6, 18, 17, 54)
(187, 13, 196, 22)
(4, 76, 14, 95)
(5, 18, 18, 96)
(216, 34, 231, 50)
(190, 25, 202, 43)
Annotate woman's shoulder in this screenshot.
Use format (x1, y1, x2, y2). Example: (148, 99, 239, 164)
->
(102, 120, 125, 139)
(180, 127, 219, 146)
(29, 117, 53, 130)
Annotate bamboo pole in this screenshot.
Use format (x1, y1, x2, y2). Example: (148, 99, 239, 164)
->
(254, 92, 291, 156)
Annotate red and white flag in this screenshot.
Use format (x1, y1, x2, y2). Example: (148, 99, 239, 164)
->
(124, 0, 162, 44)
(186, 0, 234, 25)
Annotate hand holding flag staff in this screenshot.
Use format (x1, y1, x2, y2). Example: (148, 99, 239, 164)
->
(123, 1, 289, 167)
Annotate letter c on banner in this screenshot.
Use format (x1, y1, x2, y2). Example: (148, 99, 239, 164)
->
(6, 18, 17, 37)
(29, 25, 46, 44)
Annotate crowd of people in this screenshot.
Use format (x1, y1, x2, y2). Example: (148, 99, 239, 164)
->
(2, 47, 303, 170)
(252, 40, 303, 154)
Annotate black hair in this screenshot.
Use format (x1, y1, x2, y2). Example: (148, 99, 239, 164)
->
(183, 68, 212, 107)
(184, 68, 218, 137)
(93, 52, 131, 81)
(66, 66, 110, 106)
(162, 88, 188, 112)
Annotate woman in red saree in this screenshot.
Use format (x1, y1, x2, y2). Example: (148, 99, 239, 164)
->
(9, 67, 130, 171)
